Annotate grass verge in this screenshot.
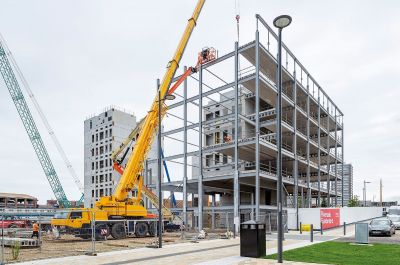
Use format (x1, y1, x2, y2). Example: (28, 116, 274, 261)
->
(265, 241, 400, 265)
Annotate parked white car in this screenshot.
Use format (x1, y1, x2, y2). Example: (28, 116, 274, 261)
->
(388, 215, 400, 229)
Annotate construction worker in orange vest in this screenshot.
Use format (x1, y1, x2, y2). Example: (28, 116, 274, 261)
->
(31, 221, 39, 239)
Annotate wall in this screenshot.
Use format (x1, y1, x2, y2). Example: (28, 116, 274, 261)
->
(287, 207, 383, 230)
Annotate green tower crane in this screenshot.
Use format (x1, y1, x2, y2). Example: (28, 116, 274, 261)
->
(0, 34, 76, 208)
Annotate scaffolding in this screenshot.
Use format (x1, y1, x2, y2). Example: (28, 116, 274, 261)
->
(145, 14, 344, 232)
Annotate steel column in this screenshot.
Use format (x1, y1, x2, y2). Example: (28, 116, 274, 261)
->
(306, 75, 311, 208)
(292, 62, 298, 229)
(198, 65, 203, 231)
(341, 119, 344, 206)
(157, 79, 162, 248)
(334, 108, 338, 206)
(317, 89, 321, 207)
(234, 41, 240, 233)
(326, 105, 331, 207)
(255, 29, 261, 221)
(183, 66, 188, 226)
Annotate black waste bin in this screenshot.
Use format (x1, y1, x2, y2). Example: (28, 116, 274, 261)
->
(240, 220, 266, 258)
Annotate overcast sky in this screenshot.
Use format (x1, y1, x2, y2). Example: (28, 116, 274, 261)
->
(0, 0, 399, 205)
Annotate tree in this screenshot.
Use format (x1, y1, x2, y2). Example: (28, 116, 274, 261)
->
(348, 195, 360, 207)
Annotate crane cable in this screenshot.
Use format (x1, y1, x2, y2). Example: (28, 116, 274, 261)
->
(235, 0, 240, 44)
(235, 0, 242, 80)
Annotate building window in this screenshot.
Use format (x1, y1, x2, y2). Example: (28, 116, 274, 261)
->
(105, 130, 108, 138)
(96, 148, 98, 156)
(105, 159, 108, 167)
(91, 190, 94, 197)
(215, 110, 220, 117)
(100, 146, 104, 155)
(206, 155, 212, 167)
(109, 143, 112, 151)
(109, 128, 112, 136)
(96, 133, 98, 142)
(223, 155, 228, 164)
(91, 148, 94, 156)
(91, 162, 94, 170)
(215, 132, 221, 144)
(96, 162, 98, 170)
(100, 175, 104, 183)
(100, 132, 104, 140)
(91, 176, 94, 184)
(99, 189, 104, 197)
(89, 120, 92, 129)
(215, 154, 220, 164)
(100, 160, 104, 169)
(92, 135, 94, 143)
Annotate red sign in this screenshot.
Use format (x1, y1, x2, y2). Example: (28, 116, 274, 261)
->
(320, 208, 340, 229)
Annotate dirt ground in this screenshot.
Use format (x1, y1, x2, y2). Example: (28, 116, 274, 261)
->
(1, 230, 227, 263)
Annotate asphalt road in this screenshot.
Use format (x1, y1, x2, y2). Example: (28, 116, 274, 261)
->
(336, 229, 400, 244)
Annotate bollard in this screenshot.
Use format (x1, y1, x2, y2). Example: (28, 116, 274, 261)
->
(310, 224, 314, 242)
(300, 222, 302, 234)
(344, 222, 346, 235)
(320, 222, 323, 235)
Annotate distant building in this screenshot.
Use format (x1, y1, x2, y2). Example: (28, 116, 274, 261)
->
(45, 199, 80, 208)
(83, 107, 158, 208)
(332, 164, 353, 206)
(0, 193, 38, 208)
(362, 200, 398, 207)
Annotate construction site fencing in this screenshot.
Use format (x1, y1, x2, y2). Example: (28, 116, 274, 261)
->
(0, 211, 48, 264)
(0, 209, 289, 263)
(0, 209, 178, 263)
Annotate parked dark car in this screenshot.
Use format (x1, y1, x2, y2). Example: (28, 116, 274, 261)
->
(369, 218, 396, 236)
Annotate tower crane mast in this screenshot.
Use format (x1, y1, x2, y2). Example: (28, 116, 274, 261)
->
(0, 34, 72, 208)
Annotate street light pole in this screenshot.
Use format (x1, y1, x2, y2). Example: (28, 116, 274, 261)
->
(273, 15, 292, 264)
(363, 180, 371, 207)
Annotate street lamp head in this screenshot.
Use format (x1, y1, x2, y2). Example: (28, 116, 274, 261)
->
(164, 94, 176, 101)
(273, 15, 292, 29)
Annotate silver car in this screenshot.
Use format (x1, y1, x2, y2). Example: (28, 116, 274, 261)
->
(369, 218, 396, 236)
(388, 215, 400, 229)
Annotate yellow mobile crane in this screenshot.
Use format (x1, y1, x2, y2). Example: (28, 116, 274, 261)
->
(51, 0, 205, 239)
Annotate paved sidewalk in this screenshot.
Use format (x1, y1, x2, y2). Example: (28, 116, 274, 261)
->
(17, 238, 319, 265)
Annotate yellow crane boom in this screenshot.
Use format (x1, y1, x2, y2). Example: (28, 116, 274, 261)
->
(103, 0, 205, 204)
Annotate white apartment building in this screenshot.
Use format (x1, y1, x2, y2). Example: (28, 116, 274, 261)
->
(83, 107, 157, 208)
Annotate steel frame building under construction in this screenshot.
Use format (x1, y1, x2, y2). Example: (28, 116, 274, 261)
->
(145, 14, 344, 232)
